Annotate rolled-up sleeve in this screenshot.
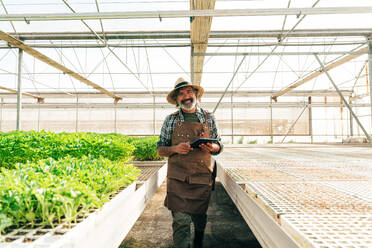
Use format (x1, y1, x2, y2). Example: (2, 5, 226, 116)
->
(208, 112, 223, 155)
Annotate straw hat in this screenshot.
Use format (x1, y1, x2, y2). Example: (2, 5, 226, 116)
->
(167, 77, 204, 105)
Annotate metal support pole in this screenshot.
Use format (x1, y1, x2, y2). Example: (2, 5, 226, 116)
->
(339, 97, 344, 138)
(191, 45, 194, 83)
(368, 38, 372, 130)
(349, 97, 353, 136)
(231, 87, 234, 144)
(0, 98, 3, 131)
(314, 54, 372, 143)
(308, 96, 313, 143)
(37, 101, 40, 131)
(270, 97, 273, 144)
(281, 105, 308, 143)
(153, 96, 156, 135)
(16, 48, 23, 131)
(75, 95, 79, 132)
(114, 103, 117, 133)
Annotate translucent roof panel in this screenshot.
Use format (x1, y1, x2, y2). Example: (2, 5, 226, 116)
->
(0, 0, 370, 99)
(0, 0, 370, 32)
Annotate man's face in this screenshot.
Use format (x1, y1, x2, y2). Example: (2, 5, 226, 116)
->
(176, 86, 197, 111)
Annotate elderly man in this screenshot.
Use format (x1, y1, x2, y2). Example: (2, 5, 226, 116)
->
(157, 78, 223, 248)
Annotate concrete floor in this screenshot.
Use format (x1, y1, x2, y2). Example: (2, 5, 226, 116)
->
(120, 179, 261, 248)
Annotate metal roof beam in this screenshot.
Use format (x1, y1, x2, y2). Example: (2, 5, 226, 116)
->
(272, 46, 368, 100)
(314, 53, 372, 143)
(0, 7, 372, 21)
(0, 41, 366, 49)
(233, 0, 320, 92)
(196, 50, 368, 56)
(0, 90, 352, 99)
(0, 85, 43, 102)
(8, 29, 372, 40)
(0, 102, 368, 109)
(0, 30, 122, 101)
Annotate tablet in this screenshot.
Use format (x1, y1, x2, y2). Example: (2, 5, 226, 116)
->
(190, 138, 219, 148)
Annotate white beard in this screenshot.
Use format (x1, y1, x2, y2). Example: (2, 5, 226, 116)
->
(180, 98, 197, 111)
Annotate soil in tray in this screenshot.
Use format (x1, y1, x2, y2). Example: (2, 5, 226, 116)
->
(227, 168, 299, 181)
(54, 230, 67, 236)
(250, 182, 372, 214)
(34, 230, 48, 236)
(284, 167, 371, 180)
(3, 225, 18, 233)
(4, 237, 17, 242)
(23, 237, 36, 243)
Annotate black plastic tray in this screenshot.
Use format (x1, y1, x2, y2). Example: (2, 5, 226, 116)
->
(190, 138, 218, 148)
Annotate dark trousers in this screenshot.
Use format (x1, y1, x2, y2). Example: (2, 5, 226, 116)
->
(171, 211, 207, 248)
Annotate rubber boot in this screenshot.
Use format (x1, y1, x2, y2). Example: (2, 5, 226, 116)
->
(193, 230, 204, 248)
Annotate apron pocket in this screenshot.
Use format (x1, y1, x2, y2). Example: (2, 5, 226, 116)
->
(189, 173, 211, 185)
(167, 178, 211, 199)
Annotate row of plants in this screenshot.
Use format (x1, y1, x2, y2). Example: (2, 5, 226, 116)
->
(0, 131, 162, 169)
(0, 156, 140, 234)
(125, 136, 162, 161)
(0, 130, 163, 235)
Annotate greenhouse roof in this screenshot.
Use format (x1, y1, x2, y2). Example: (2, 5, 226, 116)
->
(0, 0, 371, 103)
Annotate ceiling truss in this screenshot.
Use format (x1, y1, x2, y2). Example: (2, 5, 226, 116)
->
(272, 46, 369, 100)
(190, 0, 215, 85)
(0, 30, 122, 102)
(0, 7, 372, 21)
(6, 29, 372, 41)
(0, 84, 43, 102)
(0, 2, 370, 103)
(0, 90, 353, 99)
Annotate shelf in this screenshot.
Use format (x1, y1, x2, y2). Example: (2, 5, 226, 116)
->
(0, 162, 168, 248)
(216, 145, 372, 248)
(217, 162, 299, 248)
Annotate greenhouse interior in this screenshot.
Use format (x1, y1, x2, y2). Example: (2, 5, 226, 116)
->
(0, 0, 371, 248)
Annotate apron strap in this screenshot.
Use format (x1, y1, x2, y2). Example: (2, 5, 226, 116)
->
(175, 110, 183, 124)
(204, 109, 209, 124)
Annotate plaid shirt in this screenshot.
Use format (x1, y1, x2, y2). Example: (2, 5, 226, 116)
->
(157, 106, 223, 155)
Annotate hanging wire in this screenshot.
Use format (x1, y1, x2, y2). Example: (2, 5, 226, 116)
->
(271, 46, 285, 91)
(213, 55, 246, 113)
(351, 61, 368, 93)
(71, 44, 85, 73)
(0, 0, 16, 33)
(144, 41, 155, 93)
(99, 47, 116, 91)
(131, 41, 140, 78)
(279, 0, 292, 41)
(49, 40, 83, 73)
(61, 0, 152, 96)
(234, 0, 322, 92)
(0, 65, 74, 96)
(95, 0, 107, 44)
(10, 49, 40, 94)
(204, 39, 229, 66)
(154, 39, 190, 77)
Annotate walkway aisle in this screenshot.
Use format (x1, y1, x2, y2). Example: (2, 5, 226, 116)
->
(120, 180, 261, 248)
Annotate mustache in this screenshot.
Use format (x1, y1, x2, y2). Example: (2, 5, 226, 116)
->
(181, 98, 194, 104)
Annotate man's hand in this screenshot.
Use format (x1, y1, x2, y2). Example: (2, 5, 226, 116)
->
(175, 142, 193, 155)
(199, 142, 220, 153)
(158, 142, 193, 157)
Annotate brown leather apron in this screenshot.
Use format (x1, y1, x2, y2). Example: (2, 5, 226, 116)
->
(164, 111, 214, 214)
